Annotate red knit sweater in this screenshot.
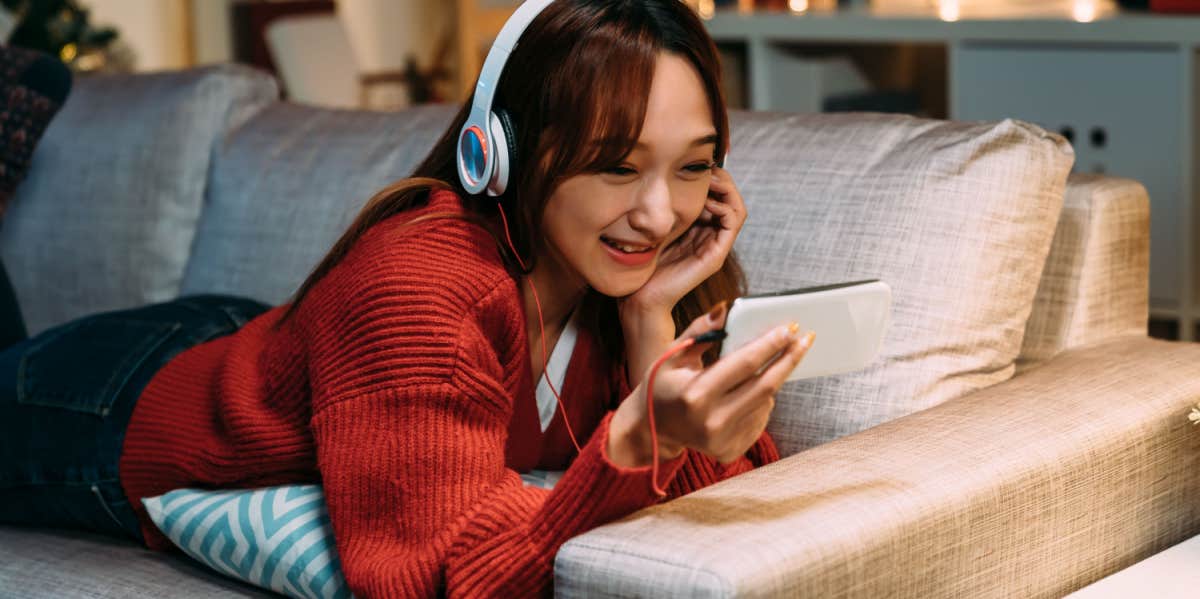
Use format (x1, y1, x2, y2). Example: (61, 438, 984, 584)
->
(118, 188, 780, 597)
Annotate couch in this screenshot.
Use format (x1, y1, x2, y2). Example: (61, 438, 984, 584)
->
(1, 65, 1197, 598)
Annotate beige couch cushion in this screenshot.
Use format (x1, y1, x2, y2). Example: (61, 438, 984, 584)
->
(1018, 173, 1150, 370)
(727, 111, 1074, 454)
(556, 336, 1200, 598)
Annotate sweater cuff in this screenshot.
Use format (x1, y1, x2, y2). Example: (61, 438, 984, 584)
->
(537, 411, 688, 532)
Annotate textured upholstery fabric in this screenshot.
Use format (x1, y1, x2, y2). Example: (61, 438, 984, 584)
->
(0, 526, 272, 597)
(726, 111, 1074, 454)
(0, 65, 278, 335)
(556, 336, 1200, 599)
(179, 102, 458, 303)
(1018, 173, 1150, 370)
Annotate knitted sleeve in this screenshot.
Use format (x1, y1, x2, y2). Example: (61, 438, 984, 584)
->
(663, 431, 781, 499)
(310, 346, 688, 597)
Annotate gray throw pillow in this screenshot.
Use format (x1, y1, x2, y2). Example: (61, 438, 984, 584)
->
(180, 103, 458, 304)
(0, 64, 278, 335)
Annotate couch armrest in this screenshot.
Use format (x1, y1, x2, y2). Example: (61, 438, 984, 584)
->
(555, 336, 1200, 598)
(1019, 174, 1150, 371)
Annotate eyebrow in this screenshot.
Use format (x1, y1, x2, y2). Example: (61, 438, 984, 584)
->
(632, 132, 719, 151)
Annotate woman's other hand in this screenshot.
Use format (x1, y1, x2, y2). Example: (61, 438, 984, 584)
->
(608, 306, 815, 467)
(623, 166, 746, 314)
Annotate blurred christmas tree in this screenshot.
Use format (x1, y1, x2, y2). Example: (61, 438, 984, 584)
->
(1, 0, 133, 73)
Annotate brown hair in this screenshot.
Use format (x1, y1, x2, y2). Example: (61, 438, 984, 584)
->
(277, 0, 745, 363)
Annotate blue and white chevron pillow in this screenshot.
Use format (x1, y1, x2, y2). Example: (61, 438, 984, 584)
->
(143, 473, 563, 598)
(142, 485, 353, 599)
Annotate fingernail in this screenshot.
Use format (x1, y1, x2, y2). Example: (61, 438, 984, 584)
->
(707, 301, 728, 322)
(787, 322, 800, 337)
(800, 331, 816, 348)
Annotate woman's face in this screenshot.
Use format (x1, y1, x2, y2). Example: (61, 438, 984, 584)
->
(540, 51, 718, 298)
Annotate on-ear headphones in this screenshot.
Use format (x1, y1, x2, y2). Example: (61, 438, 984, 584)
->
(457, 0, 554, 197)
(455, 0, 734, 469)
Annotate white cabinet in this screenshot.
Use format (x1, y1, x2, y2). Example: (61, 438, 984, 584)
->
(951, 43, 1184, 308)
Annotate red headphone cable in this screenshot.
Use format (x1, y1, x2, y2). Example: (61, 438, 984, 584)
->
(496, 201, 583, 454)
(644, 328, 724, 497)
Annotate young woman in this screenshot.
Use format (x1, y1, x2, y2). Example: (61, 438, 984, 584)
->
(0, 1, 814, 596)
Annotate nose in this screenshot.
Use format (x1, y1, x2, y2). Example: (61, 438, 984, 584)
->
(627, 177, 674, 243)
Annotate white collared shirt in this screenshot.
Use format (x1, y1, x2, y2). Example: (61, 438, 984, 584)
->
(534, 307, 579, 432)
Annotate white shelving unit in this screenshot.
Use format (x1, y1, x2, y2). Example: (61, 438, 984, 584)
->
(705, 3, 1200, 340)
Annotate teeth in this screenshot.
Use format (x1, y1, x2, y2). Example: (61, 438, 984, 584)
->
(603, 237, 654, 254)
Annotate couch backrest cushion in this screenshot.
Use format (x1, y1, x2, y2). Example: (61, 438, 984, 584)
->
(727, 111, 1073, 455)
(1018, 173, 1150, 370)
(179, 103, 457, 302)
(0, 64, 277, 335)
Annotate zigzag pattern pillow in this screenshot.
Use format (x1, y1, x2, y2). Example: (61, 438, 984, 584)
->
(143, 472, 564, 598)
(142, 485, 352, 599)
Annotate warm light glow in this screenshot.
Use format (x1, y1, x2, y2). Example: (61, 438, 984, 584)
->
(698, 0, 714, 19)
(789, 0, 809, 13)
(1073, 0, 1097, 22)
(59, 43, 77, 62)
(937, 0, 960, 22)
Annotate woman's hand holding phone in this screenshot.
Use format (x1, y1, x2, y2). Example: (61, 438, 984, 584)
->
(608, 304, 816, 468)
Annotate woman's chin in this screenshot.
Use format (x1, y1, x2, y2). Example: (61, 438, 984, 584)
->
(586, 271, 655, 299)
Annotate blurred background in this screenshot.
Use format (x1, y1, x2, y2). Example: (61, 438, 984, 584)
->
(0, 0, 1169, 114)
(2, 0, 1198, 341)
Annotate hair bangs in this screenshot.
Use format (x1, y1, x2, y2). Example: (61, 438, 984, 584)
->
(539, 15, 659, 182)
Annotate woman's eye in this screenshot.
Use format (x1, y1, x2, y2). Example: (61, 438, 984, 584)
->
(684, 162, 715, 173)
(606, 166, 637, 176)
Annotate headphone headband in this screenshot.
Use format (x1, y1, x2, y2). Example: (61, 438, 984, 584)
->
(458, 0, 554, 196)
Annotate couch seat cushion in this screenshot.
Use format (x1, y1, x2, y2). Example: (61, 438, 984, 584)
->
(0, 525, 273, 597)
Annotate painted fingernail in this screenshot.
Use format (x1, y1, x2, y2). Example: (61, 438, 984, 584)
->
(787, 322, 800, 337)
(800, 331, 816, 348)
(707, 300, 728, 322)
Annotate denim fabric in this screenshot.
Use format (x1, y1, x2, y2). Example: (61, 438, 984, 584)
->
(0, 294, 270, 545)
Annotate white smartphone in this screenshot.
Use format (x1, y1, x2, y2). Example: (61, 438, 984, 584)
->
(717, 279, 891, 381)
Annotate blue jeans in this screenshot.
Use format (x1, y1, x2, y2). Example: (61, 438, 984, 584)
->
(0, 294, 270, 545)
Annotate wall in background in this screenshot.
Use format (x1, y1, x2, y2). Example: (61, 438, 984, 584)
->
(86, 0, 190, 71)
(190, 0, 235, 65)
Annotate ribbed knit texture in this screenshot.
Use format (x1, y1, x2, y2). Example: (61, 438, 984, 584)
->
(119, 188, 779, 597)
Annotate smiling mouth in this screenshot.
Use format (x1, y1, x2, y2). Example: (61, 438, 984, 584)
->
(600, 236, 658, 254)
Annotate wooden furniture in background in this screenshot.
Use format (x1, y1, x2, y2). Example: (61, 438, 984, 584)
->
(453, 0, 517, 102)
(230, 0, 334, 83)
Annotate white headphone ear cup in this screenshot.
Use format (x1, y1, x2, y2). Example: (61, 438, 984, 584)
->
(487, 111, 515, 197)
